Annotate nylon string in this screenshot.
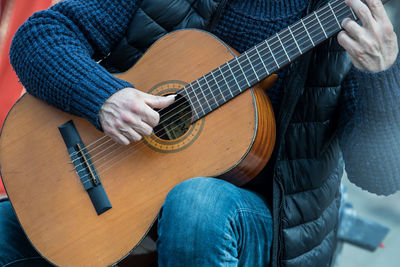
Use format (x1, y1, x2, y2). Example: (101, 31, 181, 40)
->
(72, 0, 353, 183)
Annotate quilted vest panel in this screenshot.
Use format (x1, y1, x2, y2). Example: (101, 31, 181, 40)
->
(276, 36, 351, 267)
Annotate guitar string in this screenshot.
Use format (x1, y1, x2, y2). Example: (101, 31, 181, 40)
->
(74, 0, 351, 179)
(72, 0, 348, 173)
(76, 1, 353, 183)
(74, 0, 351, 177)
(70, 0, 347, 165)
(70, 0, 345, 160)
(72, 0, 349, 167)
(79, 8, 354, 185)
(68, 136, 112, 160)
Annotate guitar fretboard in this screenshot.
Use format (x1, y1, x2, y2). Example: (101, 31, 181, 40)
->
(180, 0, 358, 121)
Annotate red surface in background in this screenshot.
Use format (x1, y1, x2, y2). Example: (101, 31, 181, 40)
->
(0, 0, 54, 197)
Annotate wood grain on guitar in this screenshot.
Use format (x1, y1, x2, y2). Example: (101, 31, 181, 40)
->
(0, 30, 275, 266)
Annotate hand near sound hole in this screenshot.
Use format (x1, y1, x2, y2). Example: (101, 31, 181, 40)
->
(99, 87, 176, 145)
(337, 0, 398, 72)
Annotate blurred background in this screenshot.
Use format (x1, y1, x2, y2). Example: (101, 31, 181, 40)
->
(337, 174, 400, 267)
(0, 0, 399, 266)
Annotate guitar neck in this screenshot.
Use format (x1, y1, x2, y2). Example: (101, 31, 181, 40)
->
(181, 0, 362, 121)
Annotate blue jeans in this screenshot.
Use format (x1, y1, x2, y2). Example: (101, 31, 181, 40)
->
(0, 178, 272, 266)
(157, 177, 272, 267)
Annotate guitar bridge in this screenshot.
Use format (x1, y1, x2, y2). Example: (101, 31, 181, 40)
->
(58, 120, 112, 215)
(75, 143, 99, 186)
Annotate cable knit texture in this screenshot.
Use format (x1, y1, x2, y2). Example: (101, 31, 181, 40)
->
(340, 57, 400, 195)
(9, 0, 400, 195)
(9, 0, 139, 128)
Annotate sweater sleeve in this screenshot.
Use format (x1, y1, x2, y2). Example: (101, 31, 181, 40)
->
(339, 54, 400, 196)
(9, 0, 141, 129)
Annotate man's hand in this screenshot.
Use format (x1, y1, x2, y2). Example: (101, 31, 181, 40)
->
(99, 88, 176, 145)
(337, 0, 399, 72)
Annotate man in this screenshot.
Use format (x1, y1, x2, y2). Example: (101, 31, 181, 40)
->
(1, 0, 399, 266)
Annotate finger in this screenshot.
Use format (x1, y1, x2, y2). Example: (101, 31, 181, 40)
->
(120, 127, 142, 142)
(141, 105, 160, 127)
(342, 18, 364, 41)
(345, 0, 375, 28)
(365, 0, 388, 22)
(132, 121, 153, 137)
(337, 30, 360, 56)
(123, 101, 159, 127)
(115, 134, 131, 145)
(145, 94, 176, 109)
(108, 129, 131, 145)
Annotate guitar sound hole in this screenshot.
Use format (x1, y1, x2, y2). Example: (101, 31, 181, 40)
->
(153, 94, 192, 140)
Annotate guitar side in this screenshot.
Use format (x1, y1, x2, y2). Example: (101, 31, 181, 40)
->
(0, 29, 275, 266)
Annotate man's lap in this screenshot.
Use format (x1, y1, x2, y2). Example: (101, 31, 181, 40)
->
(0, 178, 272, 266)
(157, 177, 272, 267)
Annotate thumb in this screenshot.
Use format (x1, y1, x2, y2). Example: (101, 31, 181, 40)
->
(146, 94, 176, 109)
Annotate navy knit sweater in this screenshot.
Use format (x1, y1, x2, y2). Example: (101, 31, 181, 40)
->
(9, 0, 400, 195)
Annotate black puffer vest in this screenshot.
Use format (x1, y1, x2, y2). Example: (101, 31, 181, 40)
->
(101, 0, 352, 266)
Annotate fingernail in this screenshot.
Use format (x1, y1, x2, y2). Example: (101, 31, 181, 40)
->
(168, 94, 177, 98)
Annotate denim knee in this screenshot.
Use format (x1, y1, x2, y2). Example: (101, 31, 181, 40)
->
(160, 177, 240, 226)
(157, 178, 241, 265)
(157, 178, 272, 267)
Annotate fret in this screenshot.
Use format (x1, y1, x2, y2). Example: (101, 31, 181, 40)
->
(235, 57, 251, 87)
(186, 84, 203, 118)
(301, 18, 315, 47)
(255, 43, 273, 72)
(218, 66, 234, 99)
(221, 63, 239, 91)
(291, 20, 313, 52)
(244, 51, 260, 81)
(202, 74, 219, 109)
(209, 70, 227, 103)
(225, 61, 242, 95)
(192, 80, 207, 114)
(254, 45, 269, 75)
(229, 60, 247, 91)
(248, 47, 270, 82)
(349, 7, 357, 20)
(328, 2, 341, 28)
(314, 11, 328, 38)
(265, 39, 280, 68)
(335, 2, 356, 23)
(288, 25, 302, 55)
(279, 28, 299, 61)
(304, 12, 326, 45)
(240, 53, 258, 83)
(276, 33, 291, 62)
(320, 4, 343, 37)
(334, 8, 349, 22)
(196, 79, 213, 114)
(182, 86, 200, 119)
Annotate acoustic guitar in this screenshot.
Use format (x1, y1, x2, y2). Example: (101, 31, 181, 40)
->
(0, 0, 383, 266)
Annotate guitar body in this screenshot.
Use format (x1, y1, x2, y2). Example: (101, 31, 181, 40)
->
(0, 30, 275, 266)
